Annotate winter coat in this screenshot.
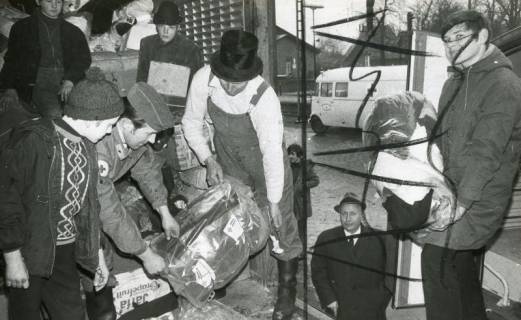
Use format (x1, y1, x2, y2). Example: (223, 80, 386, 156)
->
(95, 127, 168, 256)
(291, 160, 319, 219)
(311, 226, 391, 320)
(0, 12, 91, 104)
(0, 118, 100, 276)
(137, 34, 203, 106)
(424, 45, 521, 250)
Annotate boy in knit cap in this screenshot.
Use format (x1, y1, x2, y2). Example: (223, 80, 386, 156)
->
(84, 82, 179, 320)
(0, 67, 123, 320)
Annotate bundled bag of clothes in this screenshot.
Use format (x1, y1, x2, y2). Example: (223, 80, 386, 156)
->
(362, 92, 457, 240)
(112, 0, 153, 24)
(173, 299, 247, 320)
(150, 179, 269, 307)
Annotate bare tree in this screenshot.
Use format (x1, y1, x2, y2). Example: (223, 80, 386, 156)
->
(409, 0, 464, 33)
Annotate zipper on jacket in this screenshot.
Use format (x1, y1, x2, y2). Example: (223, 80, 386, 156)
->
(47, 145, 57, 276)
(464, 67, 472, 111)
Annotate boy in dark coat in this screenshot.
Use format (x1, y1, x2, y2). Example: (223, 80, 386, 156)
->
(288, 143, 319, 247)
(0, 68, 123, 320)
(0, 0, 91, 118)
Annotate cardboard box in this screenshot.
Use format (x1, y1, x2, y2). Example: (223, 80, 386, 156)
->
(113, 268, 172, 318)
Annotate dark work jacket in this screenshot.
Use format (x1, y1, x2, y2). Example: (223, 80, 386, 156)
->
(311, 226, 390, 320)
(291, 160, 319, 219)
(0, 13, 91, 103)
(0, 118, 100, 277)
(424, 45, 521, 250)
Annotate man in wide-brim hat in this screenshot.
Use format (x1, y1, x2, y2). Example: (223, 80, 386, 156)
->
(311, 193, 391, 320)
(182, 29, 302, 320)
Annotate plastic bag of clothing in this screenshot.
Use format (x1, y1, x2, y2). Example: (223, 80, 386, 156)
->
(113, 0, 153, 24)
(89, 22, 128, 52)
(64, 12, 92, 39)
(173, 299, 247, 320)
(62, 0, 89, 14)
(150, 180, 269, 307)
(362, 92, 456, 239)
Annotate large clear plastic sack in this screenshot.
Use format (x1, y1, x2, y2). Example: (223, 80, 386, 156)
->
(112, 0, 153, 24)
(64, 12, 92, 39)
(173, 299, 246, 320)
(362, 92, 456, 239)
(150, 180, 269, 307)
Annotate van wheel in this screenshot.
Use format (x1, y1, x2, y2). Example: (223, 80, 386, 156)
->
(310, 116, 328, 134)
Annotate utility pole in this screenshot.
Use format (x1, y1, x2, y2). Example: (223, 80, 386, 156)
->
(303, 1, 324, 78)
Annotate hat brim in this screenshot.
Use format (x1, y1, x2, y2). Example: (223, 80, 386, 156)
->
(334, 202, 366, 213)
(153, 16, 183, 25)
(210, 51, 263, 82)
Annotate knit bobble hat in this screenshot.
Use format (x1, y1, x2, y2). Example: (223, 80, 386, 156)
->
(64, 67, 124, 120)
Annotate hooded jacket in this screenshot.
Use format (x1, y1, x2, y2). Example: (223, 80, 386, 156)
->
(0, 118, 100, 276)
(424, 45, 521, 249)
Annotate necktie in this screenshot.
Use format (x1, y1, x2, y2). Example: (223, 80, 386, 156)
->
(347, 238, 354, 249)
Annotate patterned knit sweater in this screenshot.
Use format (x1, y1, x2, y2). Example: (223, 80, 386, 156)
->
(54, 120, 90, 245)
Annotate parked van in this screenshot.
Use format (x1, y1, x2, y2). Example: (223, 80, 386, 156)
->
(309, 65, 408, 133)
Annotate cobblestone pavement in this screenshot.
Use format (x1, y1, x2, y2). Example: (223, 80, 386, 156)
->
(282, 121, 388, 250)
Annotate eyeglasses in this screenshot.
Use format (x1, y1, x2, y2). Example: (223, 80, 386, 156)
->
(442, 33, 475, 44)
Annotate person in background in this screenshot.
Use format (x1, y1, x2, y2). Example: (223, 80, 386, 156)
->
(0, 67, 123, 320)
(0, 0, 91, 118)
(287, 143, 319, 249)
(420, 10, 521, 320)
(311, 194, 390, 320)
(182, 30, 302, 320)
(84, 82, 180, 320)
(136, 0, 204, 194)
(136, 1, 203, 103)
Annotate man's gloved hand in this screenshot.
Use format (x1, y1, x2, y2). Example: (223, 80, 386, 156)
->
(4, 250, 29, 289)
(138, 247, 167, 275)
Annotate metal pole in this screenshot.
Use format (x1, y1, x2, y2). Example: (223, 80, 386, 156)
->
(312, 8, 317, 78)
(297, 2, 308, 319)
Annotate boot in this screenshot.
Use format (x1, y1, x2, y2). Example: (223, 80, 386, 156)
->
(272, 258, 299, 320)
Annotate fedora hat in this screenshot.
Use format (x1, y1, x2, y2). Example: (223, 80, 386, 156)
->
(210, 30, 263, 82)
(154, 1, 183, 25)
(334, 192, 366, 213)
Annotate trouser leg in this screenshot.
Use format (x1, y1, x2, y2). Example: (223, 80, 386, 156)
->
(455, 249, 487, 320)
(85, 286, 117, 320)
(272, 258, 299, 320)
(7, 276, 45, 320)
(41, 244, 85, 320)
(421, 244, 461, 320)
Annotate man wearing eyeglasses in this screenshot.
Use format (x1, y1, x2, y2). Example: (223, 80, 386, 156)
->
(420, 10, 521, 320)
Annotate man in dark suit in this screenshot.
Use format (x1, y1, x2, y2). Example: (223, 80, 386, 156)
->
(311, 193, 391, 320)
